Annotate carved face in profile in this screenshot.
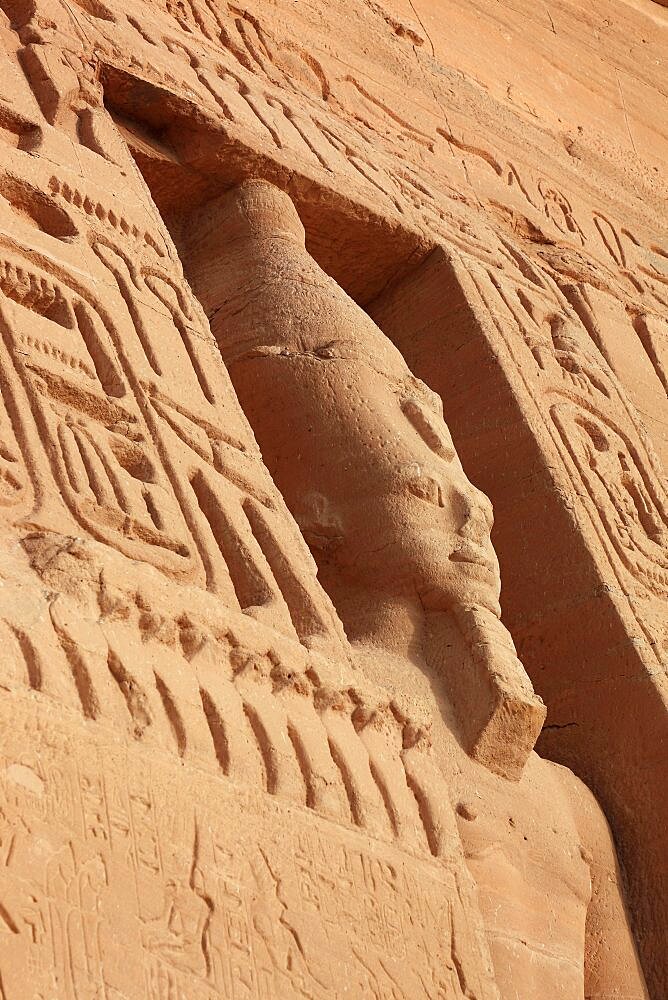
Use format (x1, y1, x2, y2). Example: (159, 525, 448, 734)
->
(198, 180, 502, 619)
(276, 350, 502, 619)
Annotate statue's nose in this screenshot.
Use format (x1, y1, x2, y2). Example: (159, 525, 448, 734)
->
(458, 484, 494, 540)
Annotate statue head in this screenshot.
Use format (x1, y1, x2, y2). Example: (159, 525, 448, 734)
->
(297, 358, 502, 625)
(195, 181, 502, 628)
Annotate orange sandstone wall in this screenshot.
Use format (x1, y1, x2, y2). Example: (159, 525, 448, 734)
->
(0, 0, 665, 996)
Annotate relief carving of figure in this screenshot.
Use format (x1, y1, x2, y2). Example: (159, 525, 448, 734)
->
(180, 179, 649, 1000)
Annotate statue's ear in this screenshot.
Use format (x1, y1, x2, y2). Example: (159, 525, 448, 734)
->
(295, 491, 344, 553)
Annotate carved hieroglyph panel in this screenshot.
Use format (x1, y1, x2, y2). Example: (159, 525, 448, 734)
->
(25, 0, 665, 307)
(0, 526, 503, 964)
(0, 14, 345, 649)
(458, 243, 668, 662)
(0, 693, 497, 1000)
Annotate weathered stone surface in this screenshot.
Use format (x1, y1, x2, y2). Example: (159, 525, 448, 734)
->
(0, 0, 664, 996)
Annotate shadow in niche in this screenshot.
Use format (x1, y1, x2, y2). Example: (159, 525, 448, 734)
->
(100, 62, 432, 307)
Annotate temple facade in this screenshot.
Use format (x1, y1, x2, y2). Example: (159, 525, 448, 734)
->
(0, 0, 665, 996)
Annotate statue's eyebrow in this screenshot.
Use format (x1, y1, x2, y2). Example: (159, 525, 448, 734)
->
(400, 398, 455, 461)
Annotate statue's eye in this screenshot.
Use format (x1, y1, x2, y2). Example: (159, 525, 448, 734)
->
(406, 471, 442, 506)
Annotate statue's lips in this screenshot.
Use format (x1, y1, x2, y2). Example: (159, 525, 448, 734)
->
(420, 540, 501, 615)
(448, 544, 497, 575)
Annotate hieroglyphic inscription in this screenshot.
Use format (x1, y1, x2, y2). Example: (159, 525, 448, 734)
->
(3, 0, 666, 317)
(0, 242, 197, 576)
(0, 530, 480, 886)
(44, 0, 665, 298)
(0, 7, 344, 647)
(0, 694, 497, 1000)
(459, 244, 668, 659)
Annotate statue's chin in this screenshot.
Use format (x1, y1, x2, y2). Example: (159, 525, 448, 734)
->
(418, 570, 502, 619)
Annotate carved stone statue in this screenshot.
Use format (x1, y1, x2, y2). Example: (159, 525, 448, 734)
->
(182, 179, 649, 1000)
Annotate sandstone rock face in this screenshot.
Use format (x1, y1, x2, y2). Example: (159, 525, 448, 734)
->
(0, 0, 664, 997)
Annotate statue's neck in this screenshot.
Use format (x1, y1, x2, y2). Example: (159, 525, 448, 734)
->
(319, 568, 517, 669)
(317, 571, 425, 660)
